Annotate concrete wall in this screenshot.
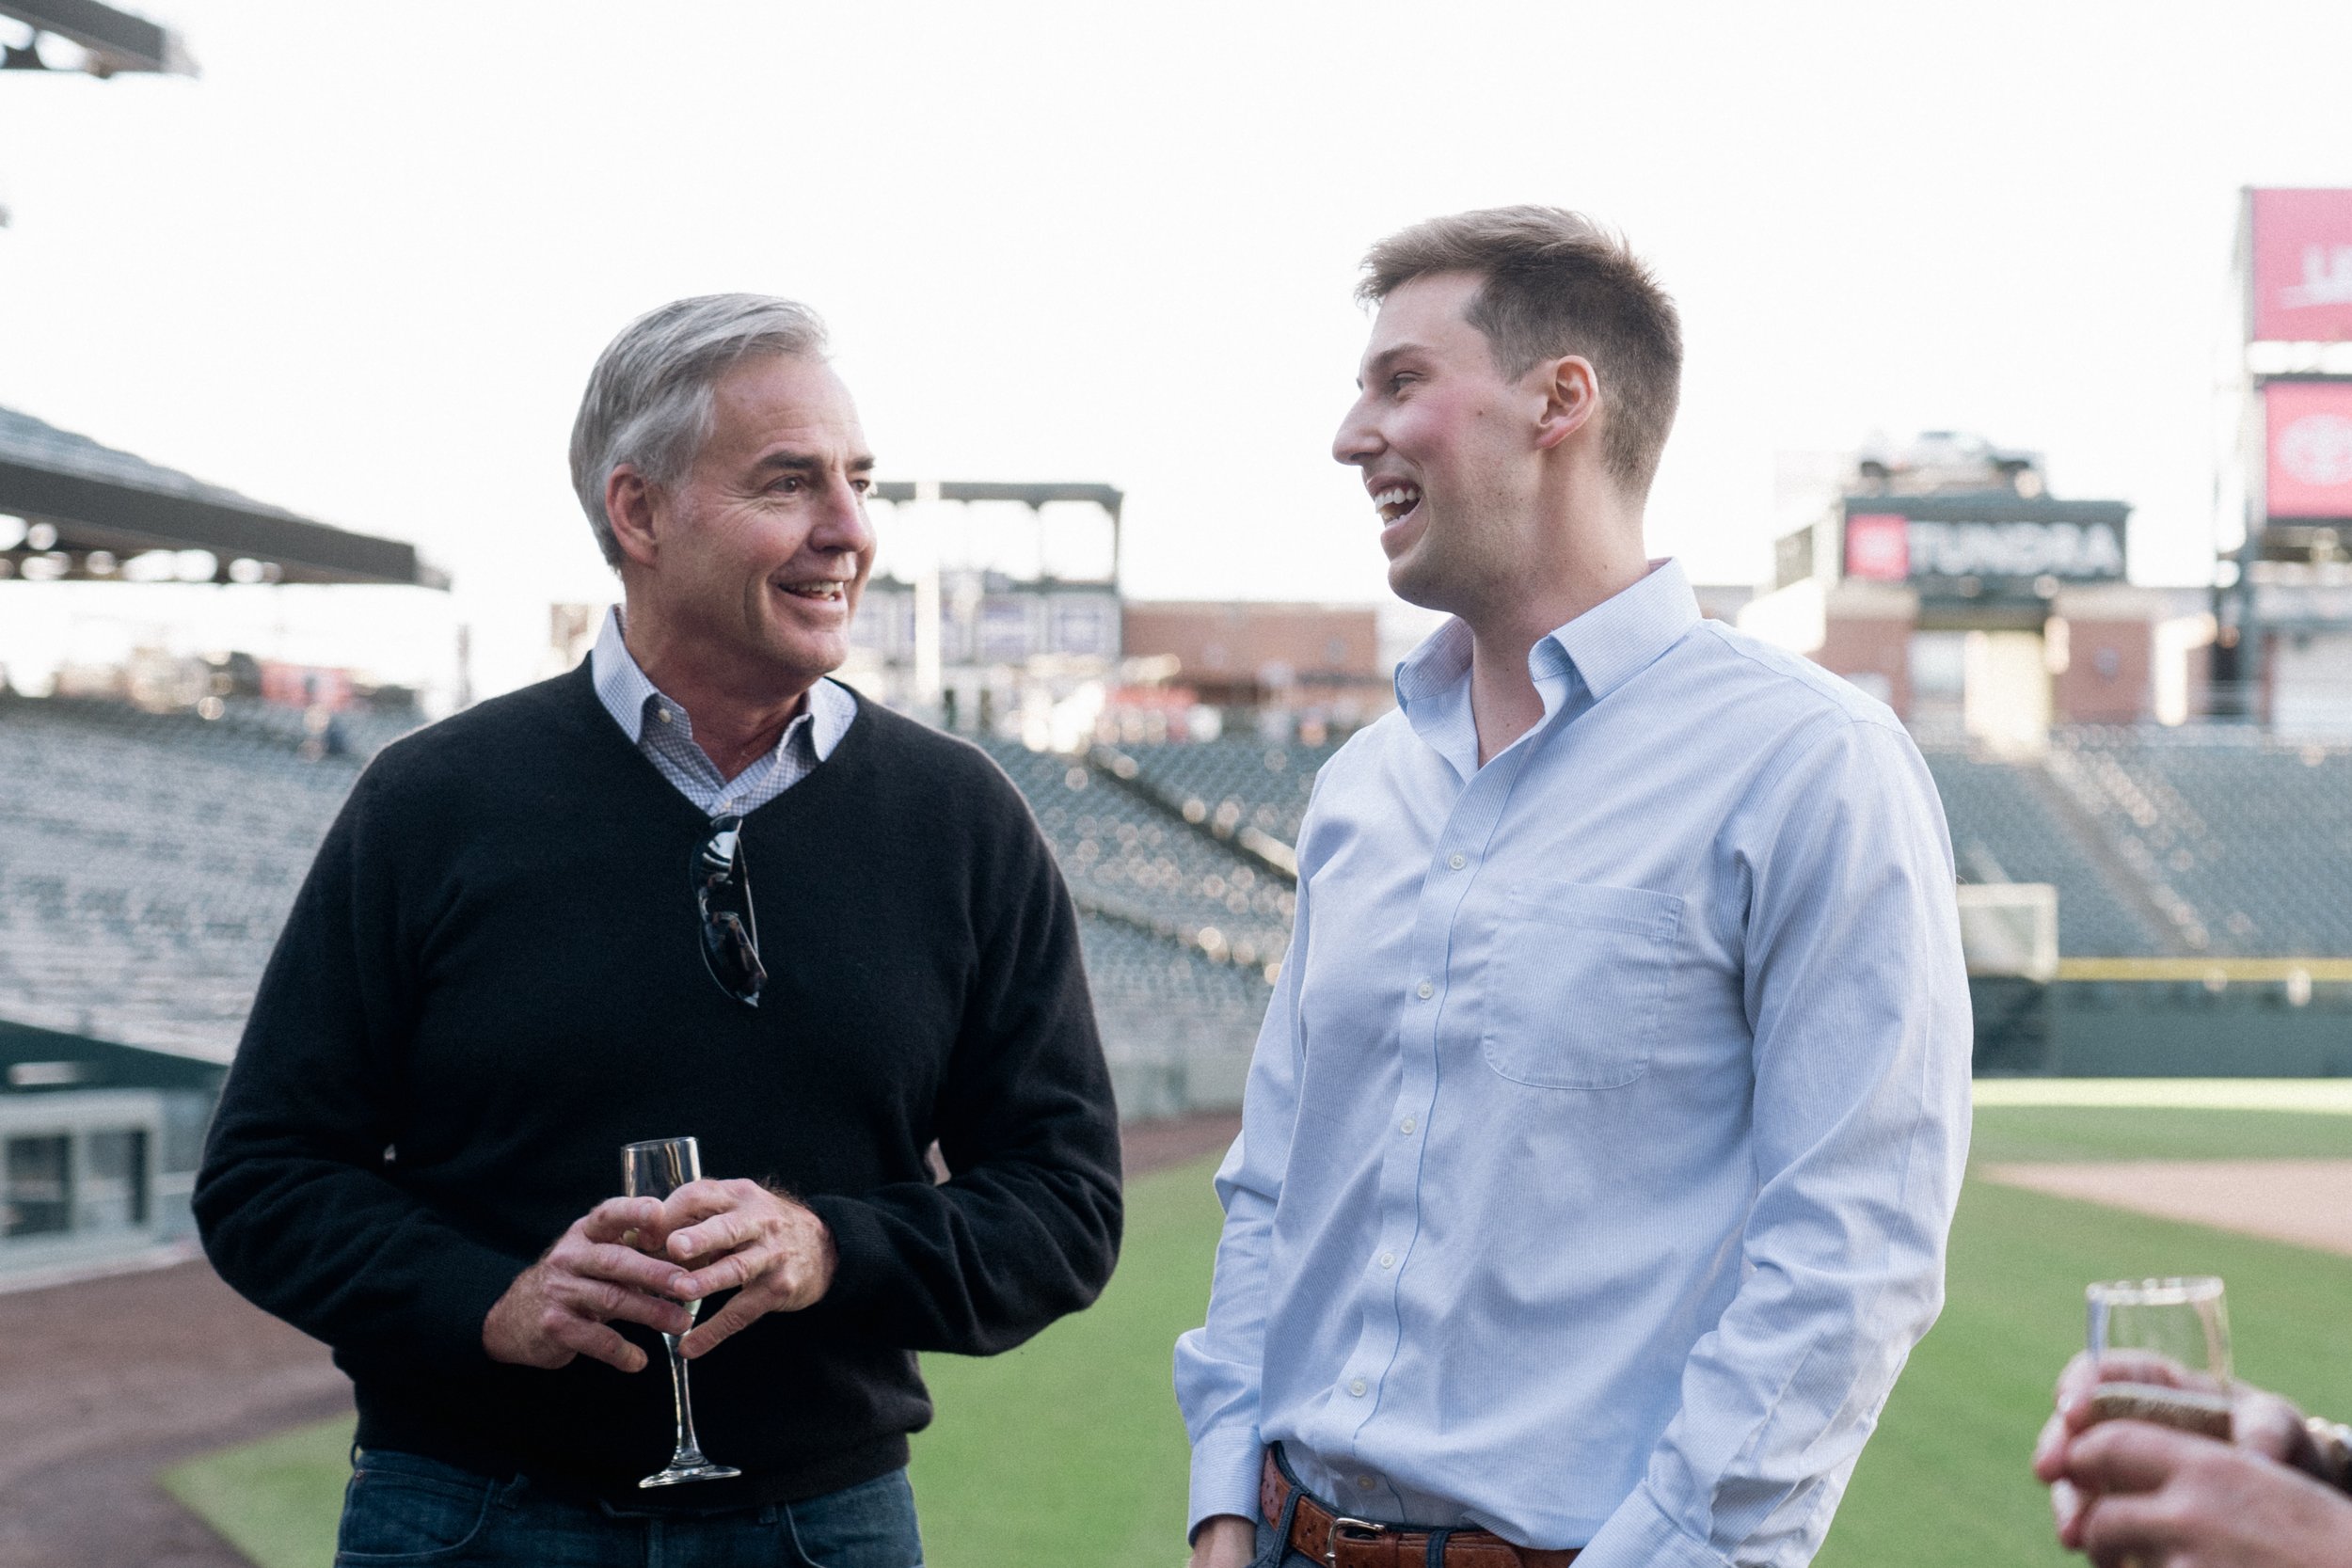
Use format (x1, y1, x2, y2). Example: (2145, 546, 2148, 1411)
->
(1974, 977, 2352, 1077)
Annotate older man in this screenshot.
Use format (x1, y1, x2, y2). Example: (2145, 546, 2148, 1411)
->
(1175, 208, 1971, 1568)
(196, 294, 1121, 1568)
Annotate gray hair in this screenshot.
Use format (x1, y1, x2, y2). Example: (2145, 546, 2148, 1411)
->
(568, 293, 831, 569)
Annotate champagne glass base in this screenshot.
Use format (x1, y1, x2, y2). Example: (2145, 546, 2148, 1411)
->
(637, 1458, 742, 1488)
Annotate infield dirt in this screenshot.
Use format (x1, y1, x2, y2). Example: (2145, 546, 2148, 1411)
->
(1979, 1157, 2352, 1258)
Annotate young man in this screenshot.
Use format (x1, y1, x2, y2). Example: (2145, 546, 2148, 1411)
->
(1175, 208, 1971, 1568)
(198, 295, 1121, 1568)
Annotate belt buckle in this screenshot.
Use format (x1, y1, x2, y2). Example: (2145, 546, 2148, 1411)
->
(1326, 1516, 1391, 1565)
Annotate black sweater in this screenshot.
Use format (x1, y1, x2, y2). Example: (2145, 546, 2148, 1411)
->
(194, 666, 1122, 1506)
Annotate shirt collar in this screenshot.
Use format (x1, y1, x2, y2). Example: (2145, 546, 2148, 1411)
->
(1544, 557, 1701, 701)
(1392, 558, 1702, 718)
(590, 606, 662, 744)
(587, 605, 856, 761)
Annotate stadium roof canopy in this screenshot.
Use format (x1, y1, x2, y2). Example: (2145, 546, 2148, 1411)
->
(0, 1, 196, 76)
(0, 405, 446, 587)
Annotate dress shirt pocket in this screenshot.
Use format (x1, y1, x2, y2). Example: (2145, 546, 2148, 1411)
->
(1479, 879, 1685, 1090)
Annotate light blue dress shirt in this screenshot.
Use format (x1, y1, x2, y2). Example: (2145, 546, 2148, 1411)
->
(588, 606, 856, 816)
(1172, 560, 1971, 1566)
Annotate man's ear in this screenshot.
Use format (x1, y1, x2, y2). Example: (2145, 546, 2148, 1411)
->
(605, 466, 662, 570)
(1533, 356, 1600, 453)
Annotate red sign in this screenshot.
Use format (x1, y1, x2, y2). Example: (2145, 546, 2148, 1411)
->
(2251, 189, 2352, 343)
(2265, 382, 2352, 518)
(259, 662, 353, 710)
(1844, 513, 1909, 580)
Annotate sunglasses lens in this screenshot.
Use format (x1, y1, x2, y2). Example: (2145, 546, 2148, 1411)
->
(694, 816, 763, 1006)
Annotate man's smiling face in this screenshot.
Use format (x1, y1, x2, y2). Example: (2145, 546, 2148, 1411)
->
(1331, 270, 1544, 620)
(648, 352, 877, 689)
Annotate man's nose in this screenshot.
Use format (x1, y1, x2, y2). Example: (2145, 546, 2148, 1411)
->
(1332, 395, 1381, 467)
(812, 481, 875, 552)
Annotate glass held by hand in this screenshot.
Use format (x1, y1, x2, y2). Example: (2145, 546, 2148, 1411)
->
(620, 1136, 741, 1486)
(2085, 1275, 2233, 1440)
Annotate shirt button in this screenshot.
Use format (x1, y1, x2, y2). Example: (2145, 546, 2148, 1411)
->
(1378, 1250, 1397, 1270)
(720, 799, 736, 812)
(1348, 1378, 1368, 1397)
(1399, 1117, 1416, 1134)
(1449, 852, 1467, 870)
(1358, 1475, 1377, 1491)
(657, 707, 674, 724)
(1416, 980, 1434, 1000)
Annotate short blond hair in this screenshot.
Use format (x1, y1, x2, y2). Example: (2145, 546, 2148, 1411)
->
(1359, 206, 1681, 498)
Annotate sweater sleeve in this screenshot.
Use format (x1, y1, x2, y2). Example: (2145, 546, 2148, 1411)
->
(193, 760, 526, 1370)
(801, 772, 1122, 1355)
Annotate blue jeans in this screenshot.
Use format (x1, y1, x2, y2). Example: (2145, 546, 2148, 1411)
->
(1249, 1514, 1312, 1567)
(333, 1449, 924, 1568)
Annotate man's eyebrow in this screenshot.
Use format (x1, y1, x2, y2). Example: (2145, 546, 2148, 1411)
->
(749, 450, 878, 475)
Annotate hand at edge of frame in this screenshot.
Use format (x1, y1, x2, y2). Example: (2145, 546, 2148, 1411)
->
(2067, 1418, 2352, 1568)
(2034, 1349, 2309, 1550)
(482, 1196, 695, 1373)
(658, 1177, 837, 1358)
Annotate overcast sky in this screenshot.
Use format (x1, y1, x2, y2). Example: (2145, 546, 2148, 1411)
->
(2, 1, 2347, 697)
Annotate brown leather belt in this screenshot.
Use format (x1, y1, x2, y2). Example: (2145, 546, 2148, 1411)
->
(1261, 1449, 1580, 1568)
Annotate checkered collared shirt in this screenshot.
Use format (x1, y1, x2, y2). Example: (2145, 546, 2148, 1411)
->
(588, 606, 857, 817)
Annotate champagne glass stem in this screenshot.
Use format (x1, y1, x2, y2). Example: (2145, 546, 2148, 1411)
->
(663, 1332, 712, 1465)
(622, 1137, 738, 1484)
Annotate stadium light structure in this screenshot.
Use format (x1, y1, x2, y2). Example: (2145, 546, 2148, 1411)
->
(869, 480, 1125, 583)
(0, 1, 197, 77)
(0, 404, 446, 588)
(866, 480, 1125, 714)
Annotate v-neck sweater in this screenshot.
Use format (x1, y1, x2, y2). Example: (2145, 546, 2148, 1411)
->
(194, 662, 1122, 1507)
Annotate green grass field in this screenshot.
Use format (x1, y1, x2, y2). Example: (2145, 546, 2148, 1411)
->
(166, 1088, 2352, 1568)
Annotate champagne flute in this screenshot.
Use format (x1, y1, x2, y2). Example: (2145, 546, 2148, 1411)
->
(622, 1136, 741, 1487)
(2084, 1275, 2233, 1440)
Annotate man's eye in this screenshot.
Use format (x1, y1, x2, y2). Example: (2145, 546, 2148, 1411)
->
(771, 476, 804, 494)
(1388, 373, 1417, 394)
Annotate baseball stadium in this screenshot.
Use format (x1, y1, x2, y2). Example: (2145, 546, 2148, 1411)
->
(6, 7, 2352, 1567)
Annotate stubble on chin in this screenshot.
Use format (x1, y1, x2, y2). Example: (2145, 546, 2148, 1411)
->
(1386, 541, 1463, 618)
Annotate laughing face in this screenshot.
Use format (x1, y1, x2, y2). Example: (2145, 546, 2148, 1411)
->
(1331, 270, 1546, 619)
(643, 352, 877, 691)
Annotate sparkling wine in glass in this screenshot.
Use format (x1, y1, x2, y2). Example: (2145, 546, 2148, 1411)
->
(622, 1136, 740, 1487)
(2085, 1275, 2233, 1440)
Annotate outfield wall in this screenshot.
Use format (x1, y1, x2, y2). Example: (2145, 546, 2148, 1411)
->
(1973, 975, 2352, 1077)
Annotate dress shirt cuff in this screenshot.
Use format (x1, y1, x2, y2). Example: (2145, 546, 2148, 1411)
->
(1186, 1425, 1265, 1543)
(1568, 1484, 1733, 1568)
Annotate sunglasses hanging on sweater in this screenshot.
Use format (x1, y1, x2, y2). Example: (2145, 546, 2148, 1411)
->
(692, 815, 767, 1006)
